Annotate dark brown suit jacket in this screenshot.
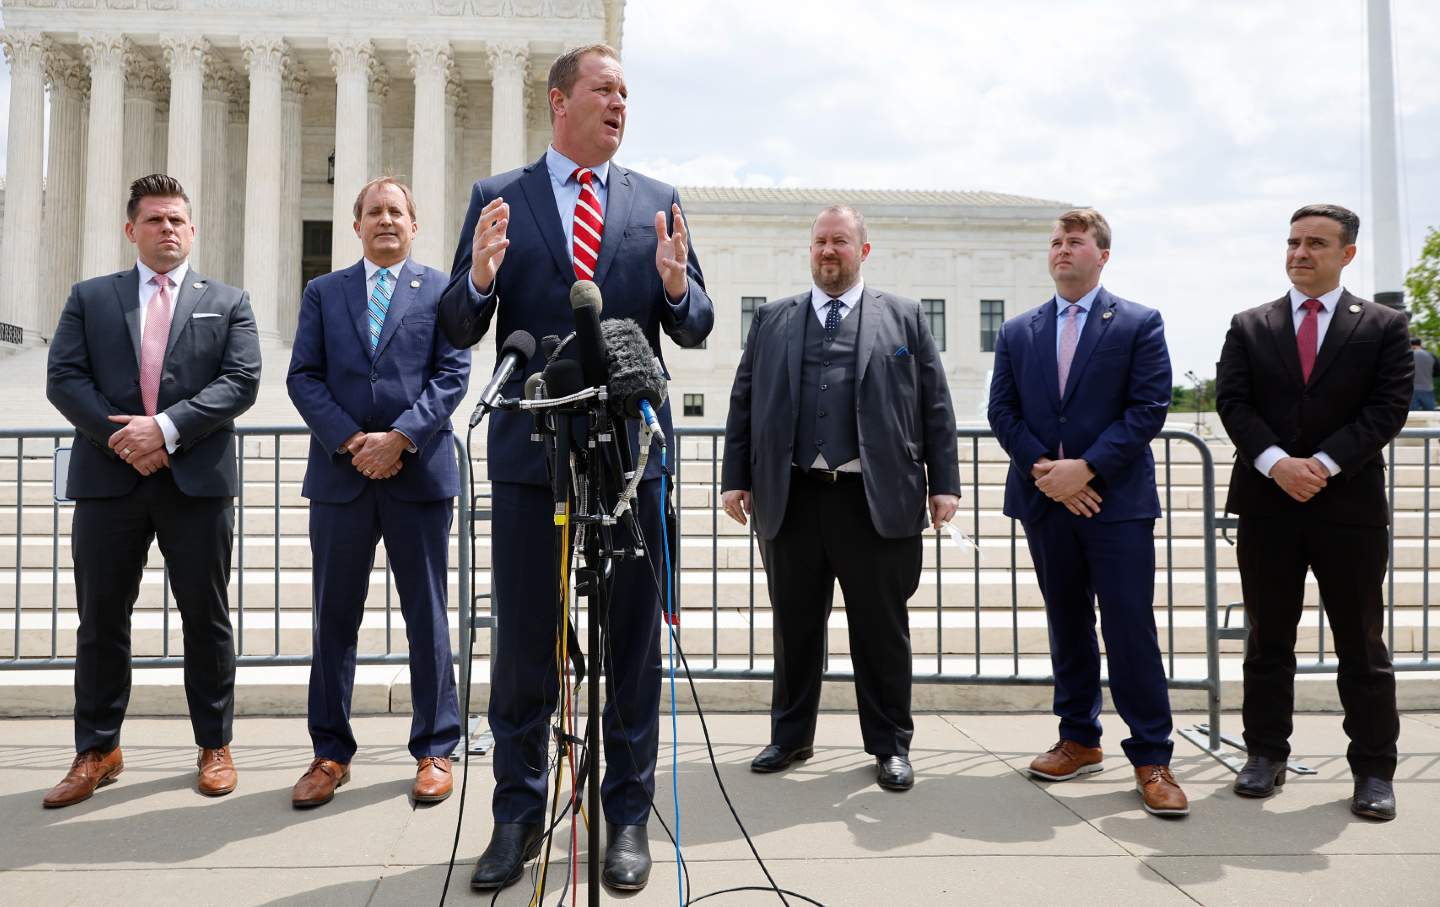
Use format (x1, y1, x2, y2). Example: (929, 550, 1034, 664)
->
(1215, 290, 1412, 526)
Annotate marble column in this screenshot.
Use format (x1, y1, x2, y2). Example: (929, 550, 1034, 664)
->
(486, 42, 529, 175)
(197, 53, 233, 280)
(42, 47, 90, 340)
(446, 75, 469, 253)
(161, 35, 208, 224)
(81, 33, 129, 276)
(279, 58, 309, 340)
(0, 30, 47, 340)
(368, 56, 389, 182)
(241, 36, 287, 341)
(153, 97, 170, 178)
(328, 38, 374, 270)
(123, 46, 166, 187)
(408, 39, 451, 270)
(225, 75, 249, 288)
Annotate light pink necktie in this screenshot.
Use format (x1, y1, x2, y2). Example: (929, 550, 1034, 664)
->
(139, 274, 173, 416)
(1057, 303, 1080, 457)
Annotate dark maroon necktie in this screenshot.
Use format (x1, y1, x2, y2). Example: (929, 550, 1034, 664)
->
(1297, 298, 1322, 382)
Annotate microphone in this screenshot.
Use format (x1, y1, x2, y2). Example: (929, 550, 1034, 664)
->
(472, 329, 536, 426)
(540, 359, 585, 505)
(524, 372, 546, 442)
(568, 280, 609, 391)
(600, 317, 667, 442)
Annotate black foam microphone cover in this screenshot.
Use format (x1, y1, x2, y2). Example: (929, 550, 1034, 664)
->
(541, 358, 585, 400)
(600, 318, 667, 420)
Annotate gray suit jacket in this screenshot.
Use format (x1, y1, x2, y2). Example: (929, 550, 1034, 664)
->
(46, 266, 262, 499)
(721, 287, 961, 540)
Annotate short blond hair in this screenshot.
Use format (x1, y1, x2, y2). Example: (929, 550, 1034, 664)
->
(1054, 207, 1111, 250)
(352, 177, 416, 221)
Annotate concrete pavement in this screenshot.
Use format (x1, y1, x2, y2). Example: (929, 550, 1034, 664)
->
(1, 711, 1438, 906)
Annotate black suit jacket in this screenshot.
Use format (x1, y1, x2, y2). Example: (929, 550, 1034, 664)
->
(46, 267, 262, 499)
(1215, 290, 1411, 526)
(721, 288, 961, 541)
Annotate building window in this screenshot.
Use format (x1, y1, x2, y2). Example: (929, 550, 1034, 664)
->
(683, 394, 704, 418)
(922, 299, 946, 351)
(980, 299, 1005, 352)
(740, 296, 764, 348)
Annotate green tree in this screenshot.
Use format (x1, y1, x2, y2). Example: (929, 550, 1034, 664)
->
(1407, 225, 1440, 348)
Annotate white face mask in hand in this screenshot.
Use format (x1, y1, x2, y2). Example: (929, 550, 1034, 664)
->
(939, 521, 981, 554)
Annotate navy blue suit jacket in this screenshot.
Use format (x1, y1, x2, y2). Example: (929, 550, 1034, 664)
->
(987, 287, 1171, 524)
(287, 259, 471, 504)
(439, 155, 714, 486)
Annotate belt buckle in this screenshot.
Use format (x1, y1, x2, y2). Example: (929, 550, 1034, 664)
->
(816, 467, 840, 484)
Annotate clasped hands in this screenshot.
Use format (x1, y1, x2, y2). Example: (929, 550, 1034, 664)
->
(344, 430, 408, 480)
(107, 414, 168, 477)
(1270, 456, 1330, 503)
(468, 197, 690, 301)
(1033, 456, 1103, 517)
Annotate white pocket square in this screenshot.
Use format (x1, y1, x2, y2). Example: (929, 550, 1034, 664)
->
(191, 312, 222, 319)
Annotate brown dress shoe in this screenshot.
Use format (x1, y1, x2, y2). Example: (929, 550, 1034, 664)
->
(42, 748, 125, 808)
(197, 746, 238, 797)
(292, 757, 350, 809)
(413, 756, 453, 803)
(1028, 739, 1104, 781)
(1135, 765, 1189, 816)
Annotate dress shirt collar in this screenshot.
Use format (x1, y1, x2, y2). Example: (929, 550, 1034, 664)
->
(547, 145, 610, 189)
(363, 257, 407, 283)
(1288, 285, 1345, 315)
(137, 258, 189, 291)
(1055, 283, 1102, 315)
(809, 279, 865, 314)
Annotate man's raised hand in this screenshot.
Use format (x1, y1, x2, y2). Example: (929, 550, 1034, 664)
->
(469, 197, 510, 295)
(654, 202, 689, 301)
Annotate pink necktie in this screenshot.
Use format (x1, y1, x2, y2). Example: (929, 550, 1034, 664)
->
(140, 274, 173, 416)
(1057, 303, 1081, 395)
(1297, 298, 1322, 383)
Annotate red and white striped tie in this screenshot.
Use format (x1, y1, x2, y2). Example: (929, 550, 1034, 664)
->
(571, 167, 604, 281)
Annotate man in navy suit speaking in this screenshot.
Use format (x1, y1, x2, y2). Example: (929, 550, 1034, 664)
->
(439, 44, 713, 892)
(287, 177, 470, 809)
(987, 208, 1187, 817)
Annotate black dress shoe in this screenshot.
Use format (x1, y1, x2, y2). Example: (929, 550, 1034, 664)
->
(603, 823, 651, 891)
(1351, 776, 1396, 821)
(1233, 755, 1286, 798)
(470, 822, 543, 891)
(876, 754, 914, 791)
(750, 743, 814, 774)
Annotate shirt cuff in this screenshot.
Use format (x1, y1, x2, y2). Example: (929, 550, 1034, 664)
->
(1253, 445, 1287, 478)
(469, 274, 494, 302)
(1314, 451, 1341, 476)
(155, 413, 180, 454)
(393, 429, 418, 453)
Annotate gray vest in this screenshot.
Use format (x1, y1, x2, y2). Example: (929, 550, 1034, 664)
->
(794, 299, 861, 469)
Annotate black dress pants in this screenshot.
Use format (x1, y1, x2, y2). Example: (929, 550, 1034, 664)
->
(758, 470, 922, 756)
(1237, 513, 1399, 779)
(71, 471, 236, 753)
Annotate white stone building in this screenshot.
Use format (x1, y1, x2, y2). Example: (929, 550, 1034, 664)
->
(0, 0, 1067, 426)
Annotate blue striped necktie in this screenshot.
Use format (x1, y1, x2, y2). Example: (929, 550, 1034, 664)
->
(368, 267, 392, 352)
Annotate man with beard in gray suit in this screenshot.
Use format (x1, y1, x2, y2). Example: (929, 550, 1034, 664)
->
(721, 205, 960, 792)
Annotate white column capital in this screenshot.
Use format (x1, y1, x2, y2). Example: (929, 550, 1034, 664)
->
(241, 35, 289, 77)
(368, 55, 391, 100)
(446, 73, 469, 119)
(124, 47, 167, 101)
(407, 39, 453, 79)
(1, 29, 47, 69)
(281, 55, 310, 100)
(486, 41, 530, 81)
(160, 34, 209, 77)
(202, 52, 234, 100)
(328, 37, 374, 80)
(80, 32, 128, 73)
(43, 45, 89, 99)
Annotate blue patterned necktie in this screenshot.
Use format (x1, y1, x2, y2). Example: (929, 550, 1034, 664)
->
(824, 298, 843, 339)
(368, 267, 392, 352)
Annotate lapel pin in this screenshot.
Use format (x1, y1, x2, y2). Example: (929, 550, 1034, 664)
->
(410, 279, 421, 289)
(1102, 310, 1114, 320)
(192, 282, 205, 289)
(1349, 304, 1361, 313)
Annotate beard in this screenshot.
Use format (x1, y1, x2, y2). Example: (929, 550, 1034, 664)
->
(812, 259, 859, 296)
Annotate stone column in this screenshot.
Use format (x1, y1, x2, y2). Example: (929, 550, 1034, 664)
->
(123, 46, 166, 187)
(225, 76, 248, 288)
(368, 56, 389, 181)
(486, 42, 529, 175)
(161, 35, 208, 224)
(408, 40, 452, 270)
(153, 96, 170, 177)
(197, 53, 234, 280)
(0, 30, 47, 339)
(241, 36, 287, 341)
(278, 58, 309, 341)
(328, 38, 374, 270)
(446, 75, 469, 254)
(81, 33, 129, 276)
(42, 47, 90, 340)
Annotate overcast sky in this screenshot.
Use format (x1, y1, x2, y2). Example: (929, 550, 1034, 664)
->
(3, 1, 1437, 378)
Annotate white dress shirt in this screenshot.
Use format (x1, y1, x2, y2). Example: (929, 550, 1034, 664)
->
(1252, 285, 1346, 479)
(134, 259, 187, 453)
(1054, 284, 1102, 358)
(805, 279, 865, 472)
